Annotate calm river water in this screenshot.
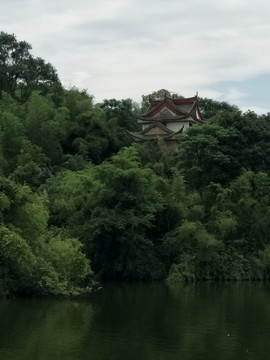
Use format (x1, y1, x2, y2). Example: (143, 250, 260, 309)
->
(0, 282, 270, 360)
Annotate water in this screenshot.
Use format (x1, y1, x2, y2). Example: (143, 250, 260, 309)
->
(1, 282, 270, 360)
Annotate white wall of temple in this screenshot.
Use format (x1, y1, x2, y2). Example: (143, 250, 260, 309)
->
(166, 122, 190, 132)
(141, 120, 192, 133)
(145, 126, 168, 135)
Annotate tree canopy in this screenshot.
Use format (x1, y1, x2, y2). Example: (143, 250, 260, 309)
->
(1, 32, 270, 296)
(0, 32, 62, 101)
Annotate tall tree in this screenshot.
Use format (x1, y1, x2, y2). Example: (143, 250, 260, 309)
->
(177, 124, 243, 189)
(99, 98, 138, 131)
(0, 32, 62, 100)
(24, 92, 64, 166)
(46, 147, 165, 279)
(209, 170, 270, 254)
(63, 88, 125, 164)
(199, 97, 240, 119)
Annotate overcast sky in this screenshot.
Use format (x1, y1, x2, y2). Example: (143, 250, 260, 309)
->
(1, 0, 270, 114)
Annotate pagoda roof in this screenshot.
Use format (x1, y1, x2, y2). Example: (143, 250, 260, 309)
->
(136, 94, 203, 124)
(127, 92, 203, 148)
(137, 115, 197, 124)
(141, 121, 174, 135)
(126, 124, 184, 142)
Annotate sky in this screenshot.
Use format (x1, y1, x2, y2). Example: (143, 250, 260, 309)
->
(1, 0, 270, 114)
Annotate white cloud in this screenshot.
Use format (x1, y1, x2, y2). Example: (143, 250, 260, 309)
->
(1, 0, 270, 110)
(241, 106, 269, 115)
(222, 88, 247, 104)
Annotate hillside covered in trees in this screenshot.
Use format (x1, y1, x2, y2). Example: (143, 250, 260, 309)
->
(1, 32, 270, 297)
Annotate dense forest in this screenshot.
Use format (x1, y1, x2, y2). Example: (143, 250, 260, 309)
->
(1, 32, 270, 297)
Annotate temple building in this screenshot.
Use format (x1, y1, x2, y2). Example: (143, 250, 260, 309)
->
(128, 93, 203, 151)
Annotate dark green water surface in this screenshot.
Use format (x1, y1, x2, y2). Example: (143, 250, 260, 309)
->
(1, 282, 270, 360)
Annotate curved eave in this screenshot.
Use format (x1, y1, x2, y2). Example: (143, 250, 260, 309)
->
(141, 121, 174, 135)
(138, 116, 201, 124)
(164, 125, 185, 139)
(126, 128, 184, 142)
(138, 116, 191, 122)
(130, 134, 179, 141)
(125, 130, 145, 142)
(139, 94, 201, 114)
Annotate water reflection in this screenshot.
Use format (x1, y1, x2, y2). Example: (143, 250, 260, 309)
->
(0, 299, 93, 360)
(0, 282, 270, 360)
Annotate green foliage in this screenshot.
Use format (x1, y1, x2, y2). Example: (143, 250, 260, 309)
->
(162, 221, 223, 279)
(34, 233, 92, 296)
(0, 176, 92, 296)
(62, 88, 125, 164)
(0, 226, 36, 293)
(0, 177, 48, 241)
(45, 235, 92, 283)
(199, 97, 239, 119)
(0, 111, 25, 174)
(99, 98, 138, 131)
(2, 29, 270, 292)
(210, 171, 270, 253)
(45, 165, 99, 228)
(177, 124, 242, 189)
(0, 32, 62, 101)
(46, 147, 165, 279)
(24, 92, 64, 165)
(10, 139, 50, 188)
(166, 255, 196, 283)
